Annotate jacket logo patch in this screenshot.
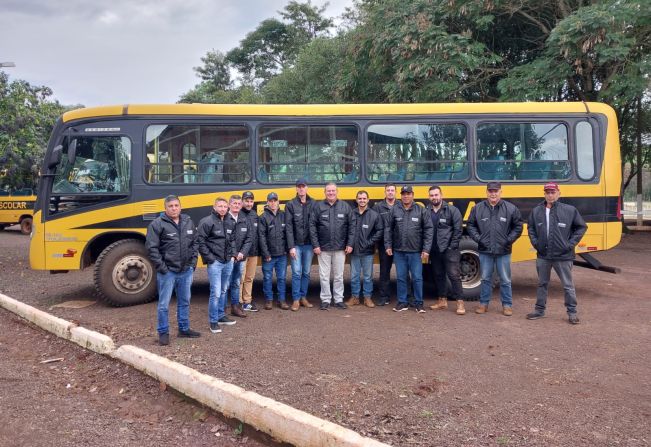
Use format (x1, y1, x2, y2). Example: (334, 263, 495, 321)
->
(481, 218, 489, 221)
(411, 217, 419, 222)
(254, 223, 258, 227)
(362, 224, 369, 228)
(186, 230, 193, 234)
(337, 214, 344, 218)
(558, 222, 567, 228)
(440, 218, 446, 223)
(166, 233, 177, 237)
(226, 229, 232, 234)
(500, 217, 507, 222)
(241, 227, 247, 231)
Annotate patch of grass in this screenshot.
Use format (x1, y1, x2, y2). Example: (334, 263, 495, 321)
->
(420, 410, 433, 418)
(496, 436, 510, 445)
(234, 422, 243, 436)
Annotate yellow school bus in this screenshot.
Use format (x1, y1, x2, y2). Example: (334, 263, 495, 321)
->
(30, 102, 621, 306)
(0, 189, 35, 234)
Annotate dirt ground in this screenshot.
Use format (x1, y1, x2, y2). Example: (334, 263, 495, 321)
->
(1, 225, 650, 446)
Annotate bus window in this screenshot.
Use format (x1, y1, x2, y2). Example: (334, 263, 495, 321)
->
(367, 123, 468, 182)
(477, 122, 571, 181)
(576, 121, 595, 180)
(258, 125, 359, 183)
(145, 125, 250, 184)
(52, 136, 131, 195)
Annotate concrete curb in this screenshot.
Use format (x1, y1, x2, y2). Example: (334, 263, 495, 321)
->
(0, 292, 391, 447)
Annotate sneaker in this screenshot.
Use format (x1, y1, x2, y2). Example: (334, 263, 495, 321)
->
(300, 297, 314, 308)
(231, 304, 247, 318)
(393, 302, 409, 312)
(291, 300, 300, 311)
(526, 311, 545, 320)
(178, 328, 201, 338)
(568, 314, 580, 325)
(376, 298, 388, 306)
(335, 302, 348, 309)
(242, 303, 259, 312)
(218, 316, 236, 326)
(475, 305, 488, 314)
(264, 301, 273, 310)
(415, 305, 426, 313)
(209, 322, 222, 333)
(319, 302, 330, 311)
(279, 301, 290, 310)
(159, 333, 169, 346)
(503, 306, 513, 317)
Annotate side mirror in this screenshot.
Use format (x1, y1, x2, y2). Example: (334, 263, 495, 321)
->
(48, 145, 63, 169)
(67, 139, 77, 165)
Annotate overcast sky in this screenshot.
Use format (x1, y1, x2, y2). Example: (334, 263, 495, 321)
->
(0, 0, 351, 107)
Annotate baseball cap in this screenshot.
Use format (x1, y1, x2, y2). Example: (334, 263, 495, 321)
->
(400, 185, 414, 194)
(486, 181, 501, 190)
(543, 182, 559, 191)
(267, 192, 279, 201)
(242, 191, 254, 200)
(295, 178, 308, 186)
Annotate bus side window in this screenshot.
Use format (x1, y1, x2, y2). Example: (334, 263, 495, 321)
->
(576, 121, 595, 180)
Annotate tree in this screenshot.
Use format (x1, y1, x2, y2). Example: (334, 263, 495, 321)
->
(0, 72, 65, 190)
(193, 50, 232, 90)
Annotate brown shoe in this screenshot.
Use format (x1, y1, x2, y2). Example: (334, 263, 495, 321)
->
(231, 304, 247, 318)
(345, 296, 360, 307)
(430, 297, 448, 310)
(475, 304, 488, 314)
(503, 306, 513, 316)
(291, 300, 300, 311)
(456, 300, 466, 315)
(363, 297, 375, 308)
(300, 297, 313, 308)
(264, 301, 273, 310)
(279, 301, 290, 310)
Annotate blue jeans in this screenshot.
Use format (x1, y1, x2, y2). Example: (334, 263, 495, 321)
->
(228, 260, 245, 306)
(350, 254, 374, 298)
(290, 244, 313, 301)
(207, 260, 234, 323)
(479, 253, 512, 307)
(262, 255, 287, 302)
(156, 268, 193, 335)
(394, 251, 423, 305)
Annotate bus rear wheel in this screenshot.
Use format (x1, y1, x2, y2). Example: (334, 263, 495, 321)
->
(459, 238, 481, 301)
(94, 239, 156, 307)
(20, 217, 32, 235)
(0, 224, 6, 231)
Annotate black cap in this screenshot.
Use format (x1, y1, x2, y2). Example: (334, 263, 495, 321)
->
(267, 192, 279, 201)
(295, 178, 308, 186)
(486, 181, 502, 190)
(242, 191, 254, 200)
(400, 185, 414, 194)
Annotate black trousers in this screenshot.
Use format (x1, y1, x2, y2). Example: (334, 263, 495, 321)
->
(377, 242, 393, 300)
(429, 248, 464, 300)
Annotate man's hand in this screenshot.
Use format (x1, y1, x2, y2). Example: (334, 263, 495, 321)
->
(345, 245, 353, 254)
(421, 251, 429, 261)
(290, 247, 297, 259)
(236, 252, 244, 261)
(265, 256, 272, 262)
(313, 247, 322, 255)
(386, 248, 393, 256)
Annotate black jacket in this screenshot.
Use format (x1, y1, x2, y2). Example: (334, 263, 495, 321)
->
(372, 200, 396, 243)
(285, 195, 315, 248)
(425, 201, 463, 252)
(309, 199, 355, 251)
(196, 211, 236, 264)
(258, 207, 287, 258)
(528, 200, 587, 261)
(467, 199, 523, 255)
(351, 207, 383, 256)
(241, 207, 259, 256)
(384, 202, 434, 253)
(226, 212, 252, 258)
(146, 213, 198, 274)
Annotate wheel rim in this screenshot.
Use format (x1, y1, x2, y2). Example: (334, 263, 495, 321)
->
(460, 249, 481, 289)
(21, 219, 32, 234)
(111, 255, 153, 295)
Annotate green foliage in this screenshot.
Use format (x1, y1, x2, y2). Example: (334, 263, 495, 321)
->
(0, 72, 65, 190)
(193, 50, 232, 90)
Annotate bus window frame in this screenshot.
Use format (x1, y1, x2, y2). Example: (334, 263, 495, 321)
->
(365, 119, 471, 184)
(142, 120, 254, 187)
(574, 119, 597, 182)
(254, 120, 362, 185)
(474, 118, 575, 184)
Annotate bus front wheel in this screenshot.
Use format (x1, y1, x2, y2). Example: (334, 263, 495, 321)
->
(20, 217, 32, 235)
(459, 238, 481, 301)
(94, 239, 156, 307)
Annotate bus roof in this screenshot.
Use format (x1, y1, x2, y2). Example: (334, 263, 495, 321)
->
(62, 102, 615, 123)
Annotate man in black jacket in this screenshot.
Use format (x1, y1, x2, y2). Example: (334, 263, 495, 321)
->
(286, 178, 316, 311)
(197, 197, 237, 334)
(146, 195, 200, 345)
(426, 186, 465, 315)
(526, 182, 587, 324)
(347, 190, 383, 308)
(225, 194, 252, 319)
(373, 183, 397, 306)
(385, 186, 434, 313)
(258, 192, 289, 310)
(309, 182, 354, 310)
(467, 182, 523, 316)
(239, 191, 259, 312)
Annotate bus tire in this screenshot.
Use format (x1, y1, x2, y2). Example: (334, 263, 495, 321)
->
(94, 239, 156, 307)
(459, 238, 482, 301)
(20, 217, 33, 235)
(0, 224, 6, 231)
